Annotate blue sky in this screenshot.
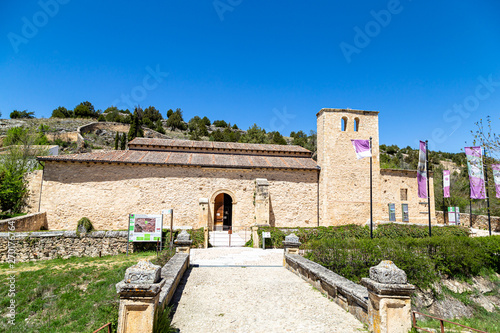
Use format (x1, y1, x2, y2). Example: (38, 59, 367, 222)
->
(1, 0, 499, 153)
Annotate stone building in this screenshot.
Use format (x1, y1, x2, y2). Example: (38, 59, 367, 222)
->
(36, 108, 436, 230)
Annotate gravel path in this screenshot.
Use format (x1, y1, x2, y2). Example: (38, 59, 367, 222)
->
(170, 248, 366, 332)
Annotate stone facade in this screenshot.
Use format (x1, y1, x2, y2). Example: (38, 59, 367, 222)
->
(380, 169, 436, 224)
(33, 108, 438, 231)
(40, 162, 319, 230)
(317, 109, 436, 225)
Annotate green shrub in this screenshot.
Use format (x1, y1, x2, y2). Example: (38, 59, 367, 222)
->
(76, 217, 94, 234)
(305, 236, 500, 289)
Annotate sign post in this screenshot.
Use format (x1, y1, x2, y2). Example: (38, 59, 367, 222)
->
(262, 232, 271, 249)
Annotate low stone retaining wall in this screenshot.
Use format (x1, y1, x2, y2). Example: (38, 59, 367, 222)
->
(0, 230, 128, 262)
(284, 253, 369, 324)
(436, 211, 500, 231)
(0, 212, 48, 232)
(158, 253, 189, 311)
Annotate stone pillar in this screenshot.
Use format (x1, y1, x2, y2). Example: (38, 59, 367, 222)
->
(282, 233, 301, 255)
(203, 226, 209, 249)
(116, 260, 165, 333)
(198, 198, 209, 229)
(251, 226, 259, 248)
(361, 261, 415, 333)
(254, 178, 270, 226)
(174, 230, 193, 254)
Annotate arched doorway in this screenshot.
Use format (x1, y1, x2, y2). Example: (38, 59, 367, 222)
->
(214, 193, 233, 231)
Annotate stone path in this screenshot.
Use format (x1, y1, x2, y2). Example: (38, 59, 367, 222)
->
(170, 248, 366, 332)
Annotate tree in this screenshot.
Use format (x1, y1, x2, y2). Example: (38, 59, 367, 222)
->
(51, 106, 71, 118)
(121, 133, 127, 150)
(239, 124, 268, 144)
(270, 131, 287, 145)
(166, 109, 174, 118)
(155, 120, 166, 134)
(0, 127, 48, 213)
(472, 116, 500, 158)
(114, 132, 120, 150)
(128, 110, 143, 141)
(143, 106, 163, 123)
(10, 110, 35, 119)
(74, 101, 98, 118)
(213, 120, 228, 128)
(202, 116, 211, 126)
(166, 108, 187, 131)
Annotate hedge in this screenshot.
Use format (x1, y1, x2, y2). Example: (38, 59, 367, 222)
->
(305, 235, 500, 288)
(246, 224, 470, 248)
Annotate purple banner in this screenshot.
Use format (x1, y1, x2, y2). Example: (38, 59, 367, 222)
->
(351, 139, 371, 159)
(465, 146, 486, 199)
(493, 164, 500, 199)
(443, 170, 450, 198)
(417, 141, 427, 199)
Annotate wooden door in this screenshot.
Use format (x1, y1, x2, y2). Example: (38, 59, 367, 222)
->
(214, 193, 224, 229)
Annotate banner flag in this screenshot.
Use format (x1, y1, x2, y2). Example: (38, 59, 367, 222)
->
(443, 170, 451, 198)
(351, 139, 371, 159)
(493, 164, 500, 199)
(417, 141, 427, 199)
(465, 146, 486, 199)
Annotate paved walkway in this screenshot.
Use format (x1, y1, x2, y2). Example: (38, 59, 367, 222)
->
(170, 248, 365, 333)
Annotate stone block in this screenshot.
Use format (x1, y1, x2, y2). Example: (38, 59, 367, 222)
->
(123, 260, 161, 284)
(369, 260, 407, 284)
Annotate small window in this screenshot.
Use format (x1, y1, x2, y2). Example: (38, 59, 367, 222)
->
(402, 204, 409, 222)
(400, 188, 408, 201)
(354, 118, 359, 132)
(341, 117, 348, 131)
(388, 203, 396, 221)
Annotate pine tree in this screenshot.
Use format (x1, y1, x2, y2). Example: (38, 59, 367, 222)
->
(114, 132, 120, 150)
(121, 133, 127, 150)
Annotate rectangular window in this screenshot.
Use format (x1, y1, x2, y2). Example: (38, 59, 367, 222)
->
(400, 188, 408, 201)
(402, 204, 409, 222)
(388, 203, 396, 221)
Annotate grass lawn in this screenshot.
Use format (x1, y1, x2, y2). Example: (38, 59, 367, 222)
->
(0, 251, 160, 332)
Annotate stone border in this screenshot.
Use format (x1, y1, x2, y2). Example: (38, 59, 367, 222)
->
(158, 253, 190, 312)
(284, 253, 369, 325)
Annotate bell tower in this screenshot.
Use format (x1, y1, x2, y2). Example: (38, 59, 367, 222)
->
(317, 108, 381, 226)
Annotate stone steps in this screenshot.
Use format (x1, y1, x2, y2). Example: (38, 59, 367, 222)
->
(209, 231, 246, 247)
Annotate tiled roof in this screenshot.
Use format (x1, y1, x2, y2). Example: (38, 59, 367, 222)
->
(38, 150, 319, 170)
(127, 138, 312, 157)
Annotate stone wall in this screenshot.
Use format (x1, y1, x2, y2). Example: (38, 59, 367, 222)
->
(380, 169, 437, 224)
(25, 170, 43, 214)
(40, 162, 319, 230)
(284, 253, 369, 325)
(317, 109, 382, 226)
(0, 231, 128, 262)
(436, 211, 500, 231)
(45, 131, 80, 143)
(0, 212, 47, 232)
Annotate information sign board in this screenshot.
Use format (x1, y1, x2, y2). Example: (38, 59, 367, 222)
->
(128, 214, 163, 242)
(262, 232, 271, 238)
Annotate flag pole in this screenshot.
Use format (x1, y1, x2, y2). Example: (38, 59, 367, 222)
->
(426, 140, 431, 237)
(483, 148, 492, 236)
(370, 137, 373, 239)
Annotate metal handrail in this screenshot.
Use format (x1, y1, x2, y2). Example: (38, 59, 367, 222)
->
(412, 311, 488, 333)
(93, 322, 112, 333)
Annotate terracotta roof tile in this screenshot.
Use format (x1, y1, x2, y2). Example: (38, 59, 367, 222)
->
(38, 150, 318, 170)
